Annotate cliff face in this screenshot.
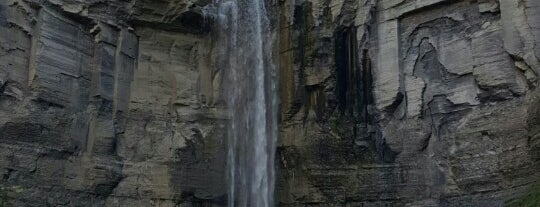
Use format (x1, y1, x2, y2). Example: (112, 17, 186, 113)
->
(276, 0, 540, 206)
(0, 0, 539, 206)
(0, 0, 227, 206)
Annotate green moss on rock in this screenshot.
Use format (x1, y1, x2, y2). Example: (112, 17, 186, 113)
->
(506, 185, 540, 207)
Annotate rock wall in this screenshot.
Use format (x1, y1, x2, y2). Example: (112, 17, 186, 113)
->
(0, 0, 228, 206)
(276, 0, 540, 206)
(0, 0, 539, 206)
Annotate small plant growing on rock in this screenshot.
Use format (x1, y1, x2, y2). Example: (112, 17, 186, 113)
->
(0, 185, 23, 207)
(506, 184, 540, 207)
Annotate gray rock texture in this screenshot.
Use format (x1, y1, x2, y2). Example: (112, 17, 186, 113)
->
(0, 0, 539, 206)
(1, 0, 226, 206)
(276, 0, 540, 206)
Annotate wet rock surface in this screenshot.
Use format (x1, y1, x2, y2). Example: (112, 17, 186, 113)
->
(0, 0, 226, 206)
(276, 0, 540, 206)
(0, 0, 539, 206)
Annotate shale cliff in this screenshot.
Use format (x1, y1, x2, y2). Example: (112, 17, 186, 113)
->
(0, 0, 539, 206)
(276, 0, 540, 206)
(0, 0, 226, 206)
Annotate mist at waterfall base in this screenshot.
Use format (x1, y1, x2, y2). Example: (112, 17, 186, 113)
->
(204, 0, 277, 206)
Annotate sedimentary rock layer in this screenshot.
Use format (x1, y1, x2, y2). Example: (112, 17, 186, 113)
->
(276, 0, 540, 206)
(1, 0, 227, 206)
(0, 0, 539, 206)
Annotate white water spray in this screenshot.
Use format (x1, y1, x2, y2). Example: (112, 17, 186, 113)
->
(206, 0, 277, 206)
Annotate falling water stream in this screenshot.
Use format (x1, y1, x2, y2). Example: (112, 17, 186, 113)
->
(206, 0, 277, 206)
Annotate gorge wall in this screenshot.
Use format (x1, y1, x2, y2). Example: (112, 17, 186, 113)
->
(276, 0, 540, 206)
(0, 0, 539, 206)
(0, 0, 227, 206)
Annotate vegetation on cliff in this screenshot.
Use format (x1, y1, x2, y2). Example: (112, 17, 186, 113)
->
(506, 185, 540, 207)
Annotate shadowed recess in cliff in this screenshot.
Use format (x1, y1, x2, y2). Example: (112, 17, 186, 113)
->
(335, 27, 377, 147)
(204, 0, 277, 206)
(335, 27, 357, 114)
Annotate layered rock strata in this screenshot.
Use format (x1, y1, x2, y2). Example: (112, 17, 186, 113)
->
(0, 0, 539, 206)
(1, 0, 227, 206)
(276, 0, 540, 206)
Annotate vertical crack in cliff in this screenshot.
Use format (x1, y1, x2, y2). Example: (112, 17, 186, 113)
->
(334, 26, 355, 114)
(0, 80, 7, 96)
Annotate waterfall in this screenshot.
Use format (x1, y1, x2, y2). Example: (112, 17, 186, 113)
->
(206, 0, 277, 206)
